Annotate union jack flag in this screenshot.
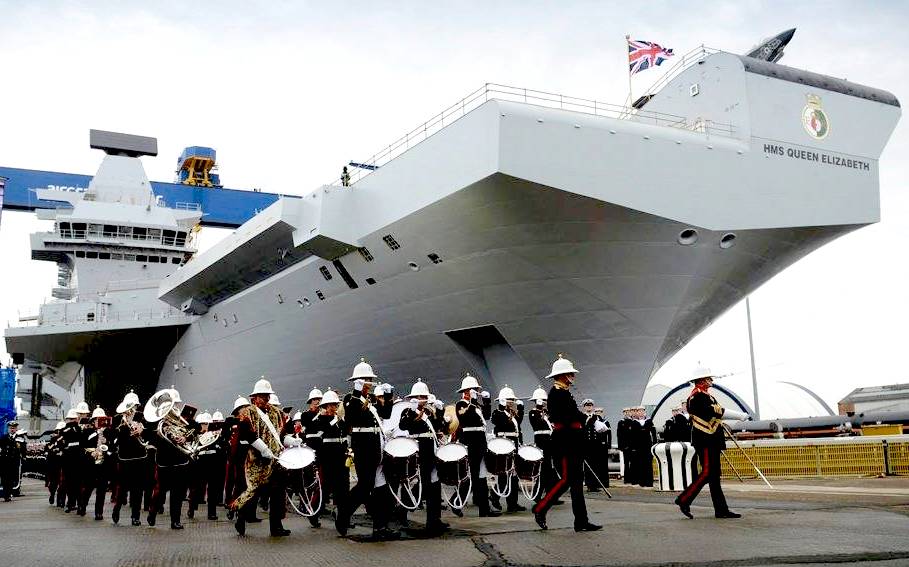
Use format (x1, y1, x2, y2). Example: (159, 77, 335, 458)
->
(628, 38, 674, 75)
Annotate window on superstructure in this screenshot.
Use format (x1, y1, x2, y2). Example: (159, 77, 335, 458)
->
(75, 251, 85, 258)
(103, 225, 117, 238)
(149, 256, 160, 263)
(136, 255, 147, 262)
(382, 234, 401, 250)
(124, 254, 136, 261)
(176, 232, 187, 247)
(86, 251, 98, 259)
(99, 252, 110, 260)
(111, 253, 122, 261)
(147, 228, 162, 243)
(133, 227, 147, 241)
(171, 257, 181, 264)
(118, 226, 132, 239)
(319, 266, 333, 281)
(163, 230, 176, 246)
(88, 224, 102, 237)
(359, 247, 374, 262)
(72, 223, 86, 238)
(59, 222, 71, 238)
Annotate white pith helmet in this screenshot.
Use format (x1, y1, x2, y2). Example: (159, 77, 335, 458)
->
(269, 393, 281, 406)
(292, 411, 302, 421)
(582, 398, 595, 406)
(196, 412, 212, 424)
(458, 374, 480, 392)
(546, 354, 579, 379)
(91, 406, 107, 419)
(307, 388, 323, 402)
(124, 390, 140, 406)
(374, 383, 388, 396)
(65, 408, 79, 420)
(234, 396, 249, 410)
(250, 377, 275, 396)
(407, 379, 431, 398)
(54, 421, 65, 430)
(497, 385, 517, 402)
(530, 386, 547, 401)
(687, 364, 714, 383)
(320, 390, 341, 406)
(349, 357, 378, 381)
(76, 401, 90, 414)
(212, 411, 224, 422)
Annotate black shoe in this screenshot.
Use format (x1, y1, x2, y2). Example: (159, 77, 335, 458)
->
(65, 507, 73, 513)
(308, 516, 321, 528)
(534, 512, 548, 530)
(716, 511, 742, 519)
(94, 514, 103, 521)
(49, 494, 54, 504)
(372, 527, 400, 541)
(147, 513, 156, 526)
(574, 522, 602, 532)
(247, 516, 263, 523)
(479, 509, 502, 518)
(674, 497, 693, 519)
(226, 509, 235, 521)
(171, 522, 184, 530)
(451, 506, 463, 518)
(335, 511, 349, 536)
(77, 507, 86, 516)
(131, 518, 141, 526)
(270, 528, 291, 537)
(506, 504, 526, 513)
(112, 507, 120, 524)
(208, 514, 218, 521)
(235, 516, 246, 536)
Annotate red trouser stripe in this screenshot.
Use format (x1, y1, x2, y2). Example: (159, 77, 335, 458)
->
(533, 455, 568, 514)
(678, 447, 709, 505)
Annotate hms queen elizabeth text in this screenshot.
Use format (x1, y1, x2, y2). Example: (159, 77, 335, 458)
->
(762, 143, 870, 171)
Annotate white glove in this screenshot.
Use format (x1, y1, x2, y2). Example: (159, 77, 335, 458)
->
(481, 390, 490, 399)
(283, 434, 302, 448)
(594, 420, 608, 433)
(251, 438, 276, 460)
(723, 409, 749, 421)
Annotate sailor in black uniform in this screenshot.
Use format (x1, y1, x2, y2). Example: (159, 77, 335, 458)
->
(399, 380, 449, 535)
(490, 386, 524, 513)
(581, 400, 610, 491)
(452, 374, 499, 517)
(0, 421, 26, 501)
(617, 408, 638, 484)
(674, 366, 747, 519)
(663, 406, 691, 443)
(631, 405, 657, 487)
(336, 358, 398, 540)
(532, 354, 601, 532)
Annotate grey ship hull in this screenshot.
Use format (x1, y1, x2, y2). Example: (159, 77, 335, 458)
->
(158, 52, 899, 419)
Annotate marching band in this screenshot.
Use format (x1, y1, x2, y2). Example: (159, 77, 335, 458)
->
(34, 353, 732, 539)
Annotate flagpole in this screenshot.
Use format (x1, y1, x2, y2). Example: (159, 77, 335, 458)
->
(626, 34, 633, 107)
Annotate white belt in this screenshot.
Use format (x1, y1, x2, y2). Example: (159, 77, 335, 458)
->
(322, 438, 345, 444)
(67, 442, 80, 447)
(460, 426, 486, 432)
(306, 433, 322, 438)
(197, 450, 217, 456)
(409, 432, 434, 439)
(497, 432, 518, 438)
(351, 427, 380, 433)
(534, 430, 552, 435)
(239, 440, 249, 445)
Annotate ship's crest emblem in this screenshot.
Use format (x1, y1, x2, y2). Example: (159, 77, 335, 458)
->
(801, 94, 829, 140)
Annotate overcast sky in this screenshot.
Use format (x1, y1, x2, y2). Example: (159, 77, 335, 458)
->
(0, 1, 906, 415)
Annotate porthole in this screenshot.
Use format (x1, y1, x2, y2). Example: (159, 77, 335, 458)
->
(302, 298, 311, 307)
(720, 233, 737, 249)
(365, 278, 376, 285)
(677, 229, 699, 246)
(408, 261, 420, 272)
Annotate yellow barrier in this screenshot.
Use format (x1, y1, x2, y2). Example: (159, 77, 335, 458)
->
(862, 424, 903, 436)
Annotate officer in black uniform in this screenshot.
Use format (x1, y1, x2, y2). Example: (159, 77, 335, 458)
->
(527, 386, 554, 502)
(307, 390, 348, 528)
(674, 367, 745, 519)
(617, 408, 639, 484)
(581, 400, 610, 491)
(60, 409, 84, 512)
(112, 392, 148, 526)
(631, 406, 657, 487)
(80, 406, 114, 519)
(490, 385, 524, 513)
(532, 355, 601, 532)
(399, 380, 449, 535)
(336, 358, 398, 540)
(452, 374, 499, 518)
(0, 421, 26, 501)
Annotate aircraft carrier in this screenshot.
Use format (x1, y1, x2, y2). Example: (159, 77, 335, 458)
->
(6, 38, 901, 421)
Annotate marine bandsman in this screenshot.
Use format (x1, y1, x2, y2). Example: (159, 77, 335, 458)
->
(144, 388, 192, 529)
(112, 391, 148, 526)
(60, 408, 84, 512)
(79, 406, 113, 519)
(307, 390, 348, 529)
(45, 422, 66, 506)
(532, 355, 601, 532)
(301, 388, 323, 448)
(452, 374, 499, 518)
(527, 386, 555, 503)
(674, 366, 747, 519)
(490, 385, 524, 513)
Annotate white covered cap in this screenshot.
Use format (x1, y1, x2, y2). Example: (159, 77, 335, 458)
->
(530, 386, 547, 401)
(233, 396, 249, 410)
(65, 408, 79, 420)
(212, 411, 225, 422)
(196, 412, 212, 424)
(250, 377, 275, 396)
(292, 411, 302, 421)
(91, 406, 107, 419)
(497, 385, 517, 401)
(546, 354, 579, 379)
(687, 364, 715, 383)
(76, 401, 90, 414)
(581, 398, 595, 406)
(54, 421, 65, 430)
(407, 379, 430, 398)
(458, 374, 480, 392)
(320, 390, 341, 406)
(349, 357, 378, 381)
(307, 388, 323, 402)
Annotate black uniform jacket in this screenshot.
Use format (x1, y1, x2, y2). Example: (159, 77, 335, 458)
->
(399, 406, 437, 470)
(528, 408, 552, 449)
(687, 390, 726, 450)
(491, 407, 522, 444)
(547, 384, 585, 452)
(343, 390, 383, 463)
(308, 414, 348, 463)
(454, 399, 487, 457)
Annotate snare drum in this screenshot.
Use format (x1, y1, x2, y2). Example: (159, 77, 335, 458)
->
(383, 437, 419, 486)
(485, 437, 516, 476)
(515, 444, 544, 481)
(279, 446, 316, 470)
(436, 442, 469, 486)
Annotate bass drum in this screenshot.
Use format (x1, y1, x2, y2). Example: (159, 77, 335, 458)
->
(282, 446, 322, 517)
(515, 445, 544, 481)
(436, 442, 469, 486)
(485, 437, 516, 476)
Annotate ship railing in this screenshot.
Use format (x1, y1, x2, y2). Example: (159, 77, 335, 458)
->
(331, 75, 734, 187)
(632, 45, 721, 109)
(175, 202, 202, 212)
(52, 229, 191, 249)
(8, 304, 188, 328)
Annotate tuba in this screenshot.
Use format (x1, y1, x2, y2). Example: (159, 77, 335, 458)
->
(143, 388, 218, 457)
